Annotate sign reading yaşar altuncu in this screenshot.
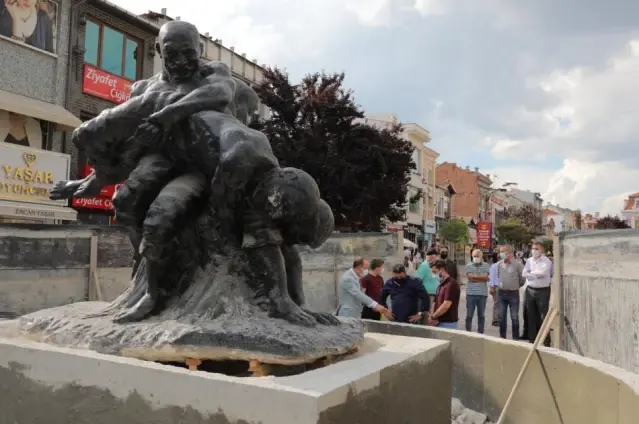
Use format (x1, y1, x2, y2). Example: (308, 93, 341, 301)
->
(0, 142, 70, 206)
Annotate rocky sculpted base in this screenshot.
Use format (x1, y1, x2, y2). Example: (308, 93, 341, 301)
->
(0, 255, 365, 365)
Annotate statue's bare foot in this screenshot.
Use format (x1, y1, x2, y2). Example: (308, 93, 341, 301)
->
(49, 180, 82, 200)
(113, 293, 156, 323)
(270, 297, 317, 327)
(303, 309, 340, 326)
(255, 295, 269, 312)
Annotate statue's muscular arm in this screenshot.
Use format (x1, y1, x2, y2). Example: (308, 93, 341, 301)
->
(49, 77, 165, 201)
(148, 62, 236, 127)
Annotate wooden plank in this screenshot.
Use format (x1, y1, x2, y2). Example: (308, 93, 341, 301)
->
(88, 235, 98, 301)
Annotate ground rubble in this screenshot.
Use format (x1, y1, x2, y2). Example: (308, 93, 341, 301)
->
(451, 398, 493, 424)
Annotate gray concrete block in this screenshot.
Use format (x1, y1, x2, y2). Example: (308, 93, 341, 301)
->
(0, 332, 451, 424)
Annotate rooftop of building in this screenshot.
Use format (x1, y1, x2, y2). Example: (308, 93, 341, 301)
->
(92, 0, 160, 34)
(138, 8, 265, 69)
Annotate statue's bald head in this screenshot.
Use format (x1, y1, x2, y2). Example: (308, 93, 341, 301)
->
(156, 20, 202, 83)
(158, 20, 199, 46)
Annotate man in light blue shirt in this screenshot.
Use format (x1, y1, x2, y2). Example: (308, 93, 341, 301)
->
(464, 249, 491, 334)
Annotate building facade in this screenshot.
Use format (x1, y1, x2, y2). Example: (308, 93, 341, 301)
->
(435, 162, 492, 222)
(64, 0, 159, 224)
(421, 144, 439, 246)
(361, 114, 436, 248)
(582, 212, 599, 230)
(621, 192, 639, 228)
(0, 0, 82, 223)
(489, 191, 507, 226)
(543, 203, 579, 235)
(435, 182, 455, 232)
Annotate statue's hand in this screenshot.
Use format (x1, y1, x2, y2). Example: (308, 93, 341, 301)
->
(49, 180, 82, 200)
(73, 176, 100, 198)
(134, 120, 163, 146)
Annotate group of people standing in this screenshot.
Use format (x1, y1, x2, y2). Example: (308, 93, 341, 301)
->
(467, 241, 554, 344)
(334, 240, 554, 346)
(335, 245, 462, 330)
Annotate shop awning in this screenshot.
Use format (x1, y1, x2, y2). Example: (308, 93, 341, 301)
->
(0, 89, 82, 132)
(0, 200, 77, 221)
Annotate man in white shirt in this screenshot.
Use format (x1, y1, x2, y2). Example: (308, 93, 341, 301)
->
(522, 241, 552, 343)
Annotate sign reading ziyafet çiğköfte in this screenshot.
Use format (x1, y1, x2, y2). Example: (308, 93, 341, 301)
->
(0, 142, 70, 206)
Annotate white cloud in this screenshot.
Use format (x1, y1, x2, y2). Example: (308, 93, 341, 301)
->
(413, 0, 452, 16)
(108, 0, 639, 218)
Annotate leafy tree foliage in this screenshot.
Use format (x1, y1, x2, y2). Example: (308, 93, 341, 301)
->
(251, 67, 415, 231)
(541, 239, 554, 256)
(439, 219, 469, 244)
(594, 215, 631, 229)
(495, 218, 535, 246)
(503, 204, 543, 234)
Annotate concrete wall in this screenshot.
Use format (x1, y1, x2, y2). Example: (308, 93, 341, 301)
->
(0, 225, 402, 315)
(554, 229, 639, 374)
(0, 333, 452, 424)
(367, 321, 639, 424)
(0, 224, 132, 315)
(300, 232, 403, 313)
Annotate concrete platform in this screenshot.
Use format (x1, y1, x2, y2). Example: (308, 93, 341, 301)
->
(0, 332, 452, 424)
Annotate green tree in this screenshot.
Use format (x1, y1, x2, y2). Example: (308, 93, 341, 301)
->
(595, 215, 630, 229)
(251, 68, 415, 231)
(541, 239, 554, 255)
(439, 219, 469, 244)
(495, 218, 535, 245)
(504, 204, 543, 235)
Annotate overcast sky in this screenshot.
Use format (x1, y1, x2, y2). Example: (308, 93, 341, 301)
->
(113, 0, 639, 216)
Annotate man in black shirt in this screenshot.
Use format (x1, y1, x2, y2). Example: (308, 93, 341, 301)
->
(380, 264, 430, 324)
(439, 246, 458, 281)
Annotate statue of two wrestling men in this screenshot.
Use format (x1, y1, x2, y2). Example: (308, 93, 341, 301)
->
(51, 21, 338, 327)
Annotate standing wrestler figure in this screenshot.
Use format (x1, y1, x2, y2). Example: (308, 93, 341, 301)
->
(50, 21, 240, 323)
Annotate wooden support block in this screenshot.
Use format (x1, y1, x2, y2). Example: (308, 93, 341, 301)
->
(248, 360, 272, 377)
(185, 358, 201, 371)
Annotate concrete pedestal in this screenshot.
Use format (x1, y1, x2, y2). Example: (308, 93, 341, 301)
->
(0, 332, 451, 424)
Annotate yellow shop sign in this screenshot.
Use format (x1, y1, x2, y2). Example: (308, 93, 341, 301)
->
(0, 142, 70, 206)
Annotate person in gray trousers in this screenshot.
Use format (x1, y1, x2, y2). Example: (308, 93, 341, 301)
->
(336, 258, 393, 320)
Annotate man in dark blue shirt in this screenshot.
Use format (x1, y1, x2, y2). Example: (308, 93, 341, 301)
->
(380, 264, 431, 324)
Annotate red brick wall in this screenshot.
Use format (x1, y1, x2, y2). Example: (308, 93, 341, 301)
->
(65, 3, 158, 178)
(436, 163, 480, 219)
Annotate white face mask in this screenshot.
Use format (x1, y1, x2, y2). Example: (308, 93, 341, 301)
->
(362, 269, 369, 276)
(473, 257, 482, 264)
(531, 249, 541, 258)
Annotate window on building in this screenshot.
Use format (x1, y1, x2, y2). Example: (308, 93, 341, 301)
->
(634, 198, 639, 209)
(411, 149, 421, 175)
(408, 188, 421, 214)
(84, 20, 140, 80)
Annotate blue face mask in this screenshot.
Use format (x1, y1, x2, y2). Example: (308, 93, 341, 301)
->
(499, 252, 507, 260)
(432, 271, 441, 282)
